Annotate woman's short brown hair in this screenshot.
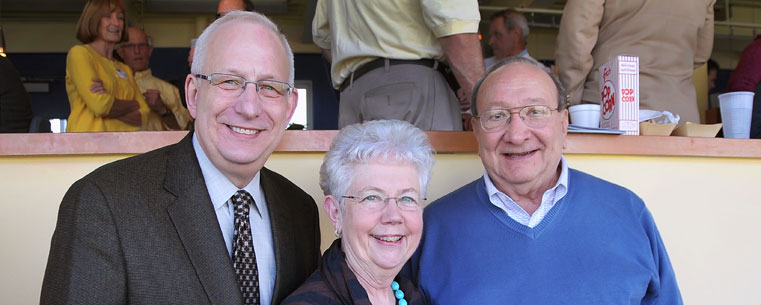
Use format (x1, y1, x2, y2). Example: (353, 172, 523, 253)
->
(75, 0, 128, 44)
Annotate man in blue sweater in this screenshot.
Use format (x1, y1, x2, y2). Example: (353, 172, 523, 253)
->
(405, 57, 682, 304)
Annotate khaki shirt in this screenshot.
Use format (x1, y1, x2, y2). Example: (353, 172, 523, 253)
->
(135, 69, 192, 130)
(556, 0, 715, 124)
(313, 0, 480, 89)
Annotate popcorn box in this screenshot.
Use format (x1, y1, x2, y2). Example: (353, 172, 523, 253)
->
(599, 55, 639, 135)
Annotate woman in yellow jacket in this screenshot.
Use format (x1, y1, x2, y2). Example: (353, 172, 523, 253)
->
(65, 0, 149, 132)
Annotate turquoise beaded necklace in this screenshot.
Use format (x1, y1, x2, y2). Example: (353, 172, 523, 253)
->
(391, 281, 407, 305)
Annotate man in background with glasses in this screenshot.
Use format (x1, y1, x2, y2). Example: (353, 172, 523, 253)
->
(42, 11, 320, 305)
(117, 27, 191, 130)
(406, 57, 682, 305)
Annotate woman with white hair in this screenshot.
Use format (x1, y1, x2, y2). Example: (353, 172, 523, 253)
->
(283, 120, 434, 305)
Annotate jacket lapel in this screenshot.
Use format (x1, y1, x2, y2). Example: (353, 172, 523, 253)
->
(260, 168, 298, 303)
(164, 133, 244, 305)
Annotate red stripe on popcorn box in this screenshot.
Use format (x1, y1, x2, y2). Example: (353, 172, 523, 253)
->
(600, 55, 639, 135)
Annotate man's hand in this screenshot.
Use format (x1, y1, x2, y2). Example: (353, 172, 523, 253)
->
(439, 33, 484, 113)
(461, 113, 473, 131)
(457, 88, 471, 111)
(143, 89, 168, 115)
(116, 110, 142, 126)
(144, 89, 182, 129)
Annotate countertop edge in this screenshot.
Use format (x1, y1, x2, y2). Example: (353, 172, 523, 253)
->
(1, 131, 760, 158)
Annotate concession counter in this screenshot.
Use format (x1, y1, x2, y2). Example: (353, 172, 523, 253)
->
(1, 131, 760, 305)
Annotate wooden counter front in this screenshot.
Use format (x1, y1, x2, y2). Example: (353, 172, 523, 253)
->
(1, 130, 760, 158)
(2, 131, 761, 305)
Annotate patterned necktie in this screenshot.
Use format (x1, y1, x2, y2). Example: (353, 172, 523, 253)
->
(232, 190, 260, 305)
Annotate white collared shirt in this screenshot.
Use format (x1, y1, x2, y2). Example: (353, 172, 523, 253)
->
(483, 156, 569, 228)
(485, 48, 533, 70)
(193, 134, 275, 305)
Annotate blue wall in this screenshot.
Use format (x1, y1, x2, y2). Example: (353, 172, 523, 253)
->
(8, 49, 340, 130)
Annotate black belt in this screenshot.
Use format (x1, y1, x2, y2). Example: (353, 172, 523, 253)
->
(339, 58, 445, 92)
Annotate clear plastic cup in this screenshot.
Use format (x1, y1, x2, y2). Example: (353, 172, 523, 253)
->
(718, 92, 755, 139)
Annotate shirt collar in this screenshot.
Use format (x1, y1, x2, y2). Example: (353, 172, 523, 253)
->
(192, 133, 263, 217)
(134, 69, 152, 79)
(483, 155, 569, 202)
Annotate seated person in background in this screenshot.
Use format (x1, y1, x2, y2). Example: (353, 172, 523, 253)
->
(707, 58, 722, 117)
(283, 120, 432, 305)
(707, 58, 719, 92)
(727, 34, 761, 138)
(406, 57, 683, 305)
(117, 27, 192, 130)
(65, 0, 149, 132)
(484, 9, 534, 70)
(188, 38, 197, 68)
(0, 56, 33, 133)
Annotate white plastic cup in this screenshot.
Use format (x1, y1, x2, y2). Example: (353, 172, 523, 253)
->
(569, 104, 601, 128)
(718, 92, 755, 139)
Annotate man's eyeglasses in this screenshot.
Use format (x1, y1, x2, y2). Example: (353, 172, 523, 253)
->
(194, 73, 293, 100)
(119, 43, 150, 51)
(342, 193, 426, 212)
(476, 105, 559, 132)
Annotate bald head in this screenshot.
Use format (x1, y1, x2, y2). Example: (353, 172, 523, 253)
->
(126, 27, 147, 44)
(472, 56, 566, 117)
(117, 27, 153, 72)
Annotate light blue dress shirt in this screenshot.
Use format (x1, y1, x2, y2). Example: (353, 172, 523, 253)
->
(193, 134, 275, 305)
(485, 48, 533, 70)
(483, 155, 569, 228)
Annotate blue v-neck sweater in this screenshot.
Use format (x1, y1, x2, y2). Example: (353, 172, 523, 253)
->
(407, 169, 682, 305)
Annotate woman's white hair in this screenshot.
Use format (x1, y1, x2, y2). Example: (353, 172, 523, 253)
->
(191, 10, 294, 84)
(319, 120, 436, 210)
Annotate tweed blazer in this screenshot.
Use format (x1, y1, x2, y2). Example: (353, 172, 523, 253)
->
(40, 133, 321, 305)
